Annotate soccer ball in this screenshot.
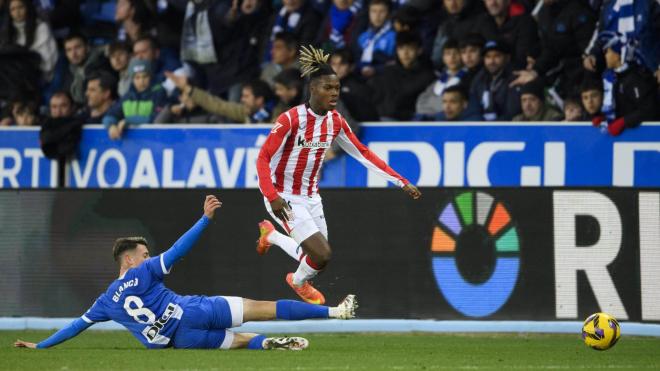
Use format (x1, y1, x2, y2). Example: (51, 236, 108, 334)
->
(582, 312, 621, 350)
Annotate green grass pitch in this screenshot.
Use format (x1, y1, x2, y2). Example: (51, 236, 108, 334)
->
(3, 331, 660, 370)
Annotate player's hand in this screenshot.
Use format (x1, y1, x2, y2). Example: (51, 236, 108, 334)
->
(403, 184, 421, 200)
(14, 340, 37, 349)
(203, 195, 222, 219)
(270, 196, 293, 222)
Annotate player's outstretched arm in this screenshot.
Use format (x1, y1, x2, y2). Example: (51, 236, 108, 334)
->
(14, 317, 92, 349)
(161, 195, 221, 271)
(334, 118, 422, 199)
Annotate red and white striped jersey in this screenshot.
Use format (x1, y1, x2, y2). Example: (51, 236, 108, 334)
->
(257, 104, 409, 201)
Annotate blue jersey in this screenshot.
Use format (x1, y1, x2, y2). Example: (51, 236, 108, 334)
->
(82, 255, 195, 348)
(36, 216, 212, 349)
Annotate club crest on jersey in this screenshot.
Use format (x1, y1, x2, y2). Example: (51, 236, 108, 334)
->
(297, 135, 330, 149)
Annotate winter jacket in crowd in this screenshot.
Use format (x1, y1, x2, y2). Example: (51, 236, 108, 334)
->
(368, 59, 435, 121)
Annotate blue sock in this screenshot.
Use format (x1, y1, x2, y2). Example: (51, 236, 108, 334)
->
(276, 300, 329, 320)
(247, 334, 267, 350)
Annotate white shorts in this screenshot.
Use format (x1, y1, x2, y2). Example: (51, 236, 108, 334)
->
(263, 193, 328, 244)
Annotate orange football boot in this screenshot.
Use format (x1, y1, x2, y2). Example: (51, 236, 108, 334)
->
(286, 273, 326, 305)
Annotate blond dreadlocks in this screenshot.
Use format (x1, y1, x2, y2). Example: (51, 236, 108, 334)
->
(299, 45, 335, 80)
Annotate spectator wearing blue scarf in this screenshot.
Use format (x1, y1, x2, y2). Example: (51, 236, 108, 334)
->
(415, 39, 467, 120)
(317, 0, 362, 51)
(355, 0, 396, 79)
(583, 0, 659, 79)
(592, 32, 658, 136)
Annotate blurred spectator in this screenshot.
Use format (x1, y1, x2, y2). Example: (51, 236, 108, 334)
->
(458, 33, 484, 88)
(166, 72, 275, 123)
(176, 0, 268, 100)
(368, 31, 434, 121)
(40, 0, 82, 40)
(261, 32, 300, 88)
(176, 0, 227, 65)
(391, 5, 419, 33)
(102, 59, 167, 140)
(583, 0, 660, 81)
(210, 0, 270, 101)
(430, 0, 484, 68)
(355, 0, 396, 79)
(468, 39, 521, 120)
(270, 0, 322, 47)
(2, 96, 40, 126)
(317, 0, 361, 51)
(133, 35, 181, 85)
(512, 79, 562, 121)
(79, 70, 117, 124)
(0, 46, 41, 104)
(40, 90, 83, 187)
(48, 90, 75, 118)
(510, 0, 596, 98)
(592, 33, 658, 136)
(415, 39, 466, 120)
(473, 0, 540, 70)
(58, 32, 112, 105)
(580, 77, 604, 119)
(156, 91, 216, 123)
(0, 0, 58, 81)
(272, 67, 304, 117)
(562, 95, 586, 122)
(329, 48, 378, 121)
(115, 0, 156, 43)
(108, 40, 132, 96)
(434, 85, 477, 121)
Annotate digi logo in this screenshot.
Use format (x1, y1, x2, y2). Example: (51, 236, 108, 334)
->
(430, 191, 520, 317)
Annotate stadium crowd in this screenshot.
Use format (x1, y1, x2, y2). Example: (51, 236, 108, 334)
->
(0, 0, 658, 144)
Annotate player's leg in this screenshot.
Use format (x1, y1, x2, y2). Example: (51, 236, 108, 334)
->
(287, 196, 331, 302)
(262, 195, 331, 304)
(296, 195, 331, 284)
(229, 331, 310, 351)
(173, 329, 309, 351)
(241, 296, 356, 321)
(256, 219, 303, 261)
(292, 195, 332, 291)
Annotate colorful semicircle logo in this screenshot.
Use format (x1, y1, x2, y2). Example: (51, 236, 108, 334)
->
(430, 191, 520, 317)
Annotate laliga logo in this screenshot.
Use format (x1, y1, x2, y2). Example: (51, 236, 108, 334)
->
(430, 191, 520, 317)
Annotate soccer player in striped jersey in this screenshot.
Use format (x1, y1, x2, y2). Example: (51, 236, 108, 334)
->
(256, 46, 421, 305)
(14, 195, 357, 351)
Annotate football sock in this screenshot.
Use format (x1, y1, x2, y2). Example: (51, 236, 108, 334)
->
(292, 255, 321, 286)
(248, 334, 267, 350)
(268, 231, 303, 261)
(276, 300, 329, 320)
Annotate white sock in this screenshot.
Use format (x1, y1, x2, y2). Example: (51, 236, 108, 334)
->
(292, 256, 320, 286)
(267, 230, 303, 261)
(328, 307, 340, 318)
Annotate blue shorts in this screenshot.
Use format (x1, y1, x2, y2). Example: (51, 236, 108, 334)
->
(172, 296, 244, 349)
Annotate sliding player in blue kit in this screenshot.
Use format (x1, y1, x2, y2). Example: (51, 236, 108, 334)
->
(14, 195, 357, 351)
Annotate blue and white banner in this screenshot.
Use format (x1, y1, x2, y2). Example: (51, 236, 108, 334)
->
(0, 128, 58, 188)
(338, 123, 660, 187)
(1, 123, 659, 188)
(67, 126, 269, 188)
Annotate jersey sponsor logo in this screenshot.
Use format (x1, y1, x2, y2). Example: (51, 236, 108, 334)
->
(112, 278, 139, 302)
(142, 303, 182, 343)
(296, 135, 330, 149)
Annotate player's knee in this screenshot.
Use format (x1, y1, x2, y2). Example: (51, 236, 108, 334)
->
(316, 248, 332, 267)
